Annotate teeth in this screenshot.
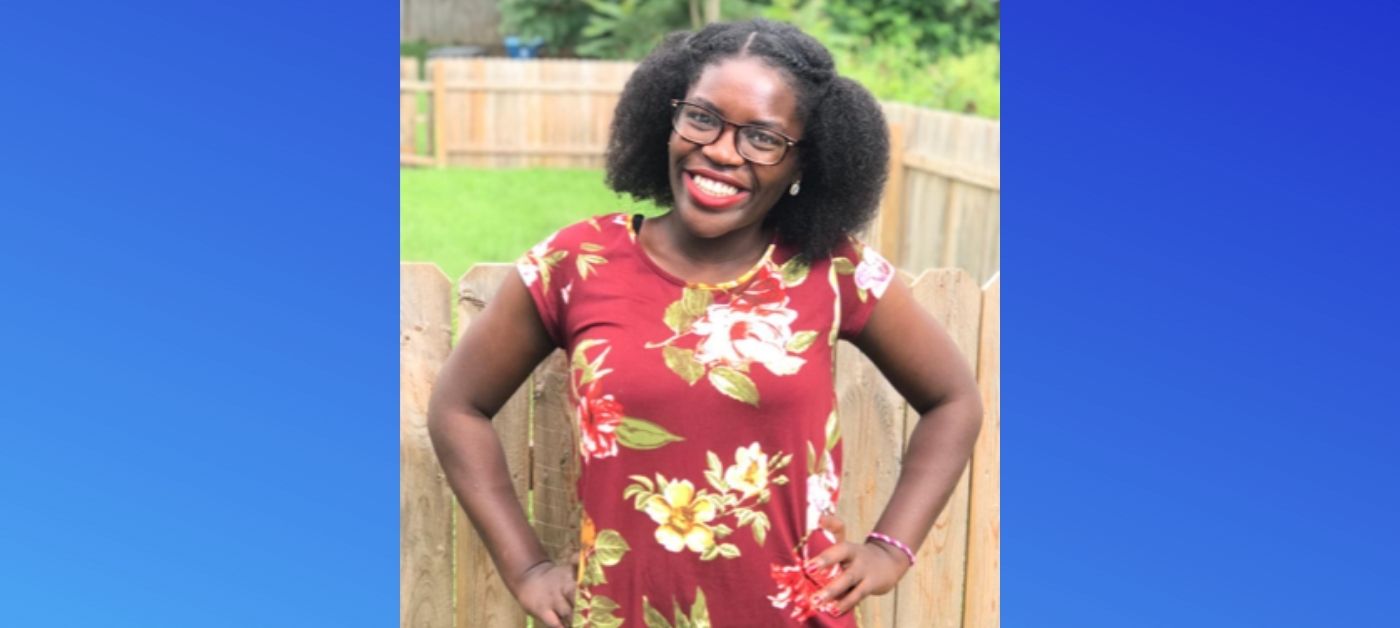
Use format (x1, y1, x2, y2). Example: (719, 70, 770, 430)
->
(693, 174, 740, 197)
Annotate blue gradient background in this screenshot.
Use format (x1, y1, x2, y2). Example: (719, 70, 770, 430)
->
(2, 1, 1396, 626)
(1, 1, 398, 626)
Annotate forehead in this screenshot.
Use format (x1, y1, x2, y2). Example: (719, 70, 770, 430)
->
(687, 56, 801, 128)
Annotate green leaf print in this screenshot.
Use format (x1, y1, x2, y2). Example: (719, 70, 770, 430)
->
(576, 253, 609, 280)
(662, 346, 705, 385)
(832, 256, 857, 275)
(581, 556, 606, 586)
(779, 257, 810, 286)
(752, 511, 771, 547)
(593, 529, 630, 567)
(662, 286, 712, 334)
(689, 589, 711, 628)
(707, 366, 759, 407)
(673, 600, 694, 628)
(643, 597, 671, 628)
(825, 409, 841, 452)
(591, 594, 620, 615)
(590, 613, 623, 628)
(572, 339, 607, 371)
(681, 286, 712, 316)
(616, 417, 685, 450)
(785, 330, 818, 354)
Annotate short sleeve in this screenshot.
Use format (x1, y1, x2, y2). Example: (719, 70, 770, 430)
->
(835, 237, 896, 340)
(515, 229, 575, 347)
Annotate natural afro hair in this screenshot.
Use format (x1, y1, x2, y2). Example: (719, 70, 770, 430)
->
(604, 19, 890, 262)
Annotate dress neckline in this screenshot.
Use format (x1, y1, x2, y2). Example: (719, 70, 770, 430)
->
(625, 213, 778, 291)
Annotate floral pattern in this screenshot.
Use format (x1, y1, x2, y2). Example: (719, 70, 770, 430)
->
(642, 587, 711, 628)
(768, 560, 844, 622)
(517, 233, 566, 292)
(574, 510, 630, 628)
(572, 339, 685, 463)
(806, 410, 843, 543)
(514, 215, 885, 626)
(624, 442, 793, 559)
(853, 243, 895, 300)
(646, 258, 819, 407)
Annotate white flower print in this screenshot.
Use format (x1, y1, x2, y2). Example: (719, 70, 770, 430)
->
(516, 260, 539, 288)
(691, 303, 806, 376)
(805, 449, 840, 543)
(854, 246, 894, 299)
(722, 442, 771, 498)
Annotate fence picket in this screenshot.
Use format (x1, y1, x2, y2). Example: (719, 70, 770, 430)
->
(893, 269, 983, 628)
(454, 265, 530, 627)
(964, 276, 1000, 628)
(400, 263, 455, 628)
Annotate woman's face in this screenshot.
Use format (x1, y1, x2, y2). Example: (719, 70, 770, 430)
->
(667, 56, 804, 241)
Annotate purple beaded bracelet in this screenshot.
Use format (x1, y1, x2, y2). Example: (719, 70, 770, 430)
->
(866, 532, 916, 565)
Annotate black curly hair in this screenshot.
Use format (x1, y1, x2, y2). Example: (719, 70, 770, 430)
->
(604, 19, 890, 262)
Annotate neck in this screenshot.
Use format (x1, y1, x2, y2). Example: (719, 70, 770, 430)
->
(645, 211, 773, 279)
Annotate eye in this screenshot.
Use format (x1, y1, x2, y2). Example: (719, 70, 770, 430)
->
(684, 107, 719, 128)
(743, 128, 784, 150)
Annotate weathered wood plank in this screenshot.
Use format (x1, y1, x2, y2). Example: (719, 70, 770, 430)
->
(894, 269, 982, 628)
(454, 264, 530, 628)
(401, 263, 455, 628)
(835, 319, 907, 628)
(531, 351, 581, 567)
(963, 277, 1000, 628)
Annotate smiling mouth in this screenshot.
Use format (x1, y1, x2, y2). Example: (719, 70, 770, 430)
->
(683, 171, 751, 210)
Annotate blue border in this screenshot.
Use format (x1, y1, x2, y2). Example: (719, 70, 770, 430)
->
(2, 1, 396, 625)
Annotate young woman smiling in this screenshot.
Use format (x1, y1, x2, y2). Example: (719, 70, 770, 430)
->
(428, 19, 982, 628)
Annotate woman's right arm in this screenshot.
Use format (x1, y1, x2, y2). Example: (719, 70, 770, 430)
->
(426, 272, 576, 628)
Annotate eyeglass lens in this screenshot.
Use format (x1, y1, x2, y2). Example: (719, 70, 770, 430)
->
(673, 103, 788, 165)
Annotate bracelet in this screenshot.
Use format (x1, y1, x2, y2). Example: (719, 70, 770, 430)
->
(866, 532, 916, 566)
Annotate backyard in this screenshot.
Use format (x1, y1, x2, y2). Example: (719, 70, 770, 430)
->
(400, 167, 662, 278)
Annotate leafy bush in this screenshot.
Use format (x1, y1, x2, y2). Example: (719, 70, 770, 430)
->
(825, 0, 998, 59)
(497, 0, 593, 56)
(496, 0, 999, 116)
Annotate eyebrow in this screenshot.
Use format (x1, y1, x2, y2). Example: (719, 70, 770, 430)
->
(690, 96, 790, 133)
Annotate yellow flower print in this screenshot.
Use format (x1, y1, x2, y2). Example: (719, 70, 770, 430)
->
(722, 442, 770, 498)
(642, 479, 718, 554)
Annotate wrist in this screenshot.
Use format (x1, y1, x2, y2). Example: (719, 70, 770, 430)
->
(509, 558, 554, 592)
(865, 531, 916, 567)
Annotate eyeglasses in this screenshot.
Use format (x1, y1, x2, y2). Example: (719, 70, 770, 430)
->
(670, 99, 798, 166)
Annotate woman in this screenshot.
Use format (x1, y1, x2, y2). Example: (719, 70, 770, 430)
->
(428, 19, 982, 627)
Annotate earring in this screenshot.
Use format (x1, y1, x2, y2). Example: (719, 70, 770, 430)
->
(789, 180, 801, 196)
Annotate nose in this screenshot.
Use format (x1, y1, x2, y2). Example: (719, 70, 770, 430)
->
(700, 124, 746, 167)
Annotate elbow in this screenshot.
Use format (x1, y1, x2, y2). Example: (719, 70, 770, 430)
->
(962, 393, 984, 444)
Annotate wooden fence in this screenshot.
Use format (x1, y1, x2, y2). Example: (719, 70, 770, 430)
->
(401, 262, 1000, 628)
(400, 57, 999, 282)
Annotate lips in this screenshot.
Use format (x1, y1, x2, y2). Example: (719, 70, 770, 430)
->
(682, 169, 751, 211)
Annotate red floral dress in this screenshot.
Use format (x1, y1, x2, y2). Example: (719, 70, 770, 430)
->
(516, 213, 895, 628)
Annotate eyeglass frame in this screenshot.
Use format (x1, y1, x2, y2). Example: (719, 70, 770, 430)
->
(669, 99, 800, 166)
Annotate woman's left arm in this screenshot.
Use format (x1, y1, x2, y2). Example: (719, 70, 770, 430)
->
(810, 274, 985, 614)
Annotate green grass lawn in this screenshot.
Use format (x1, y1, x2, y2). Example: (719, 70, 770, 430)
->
(401, 167, 664, 279)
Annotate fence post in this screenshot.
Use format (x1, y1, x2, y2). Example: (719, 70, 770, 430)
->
(432, 60, 447, 168)
(878, 122, 906, 266)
